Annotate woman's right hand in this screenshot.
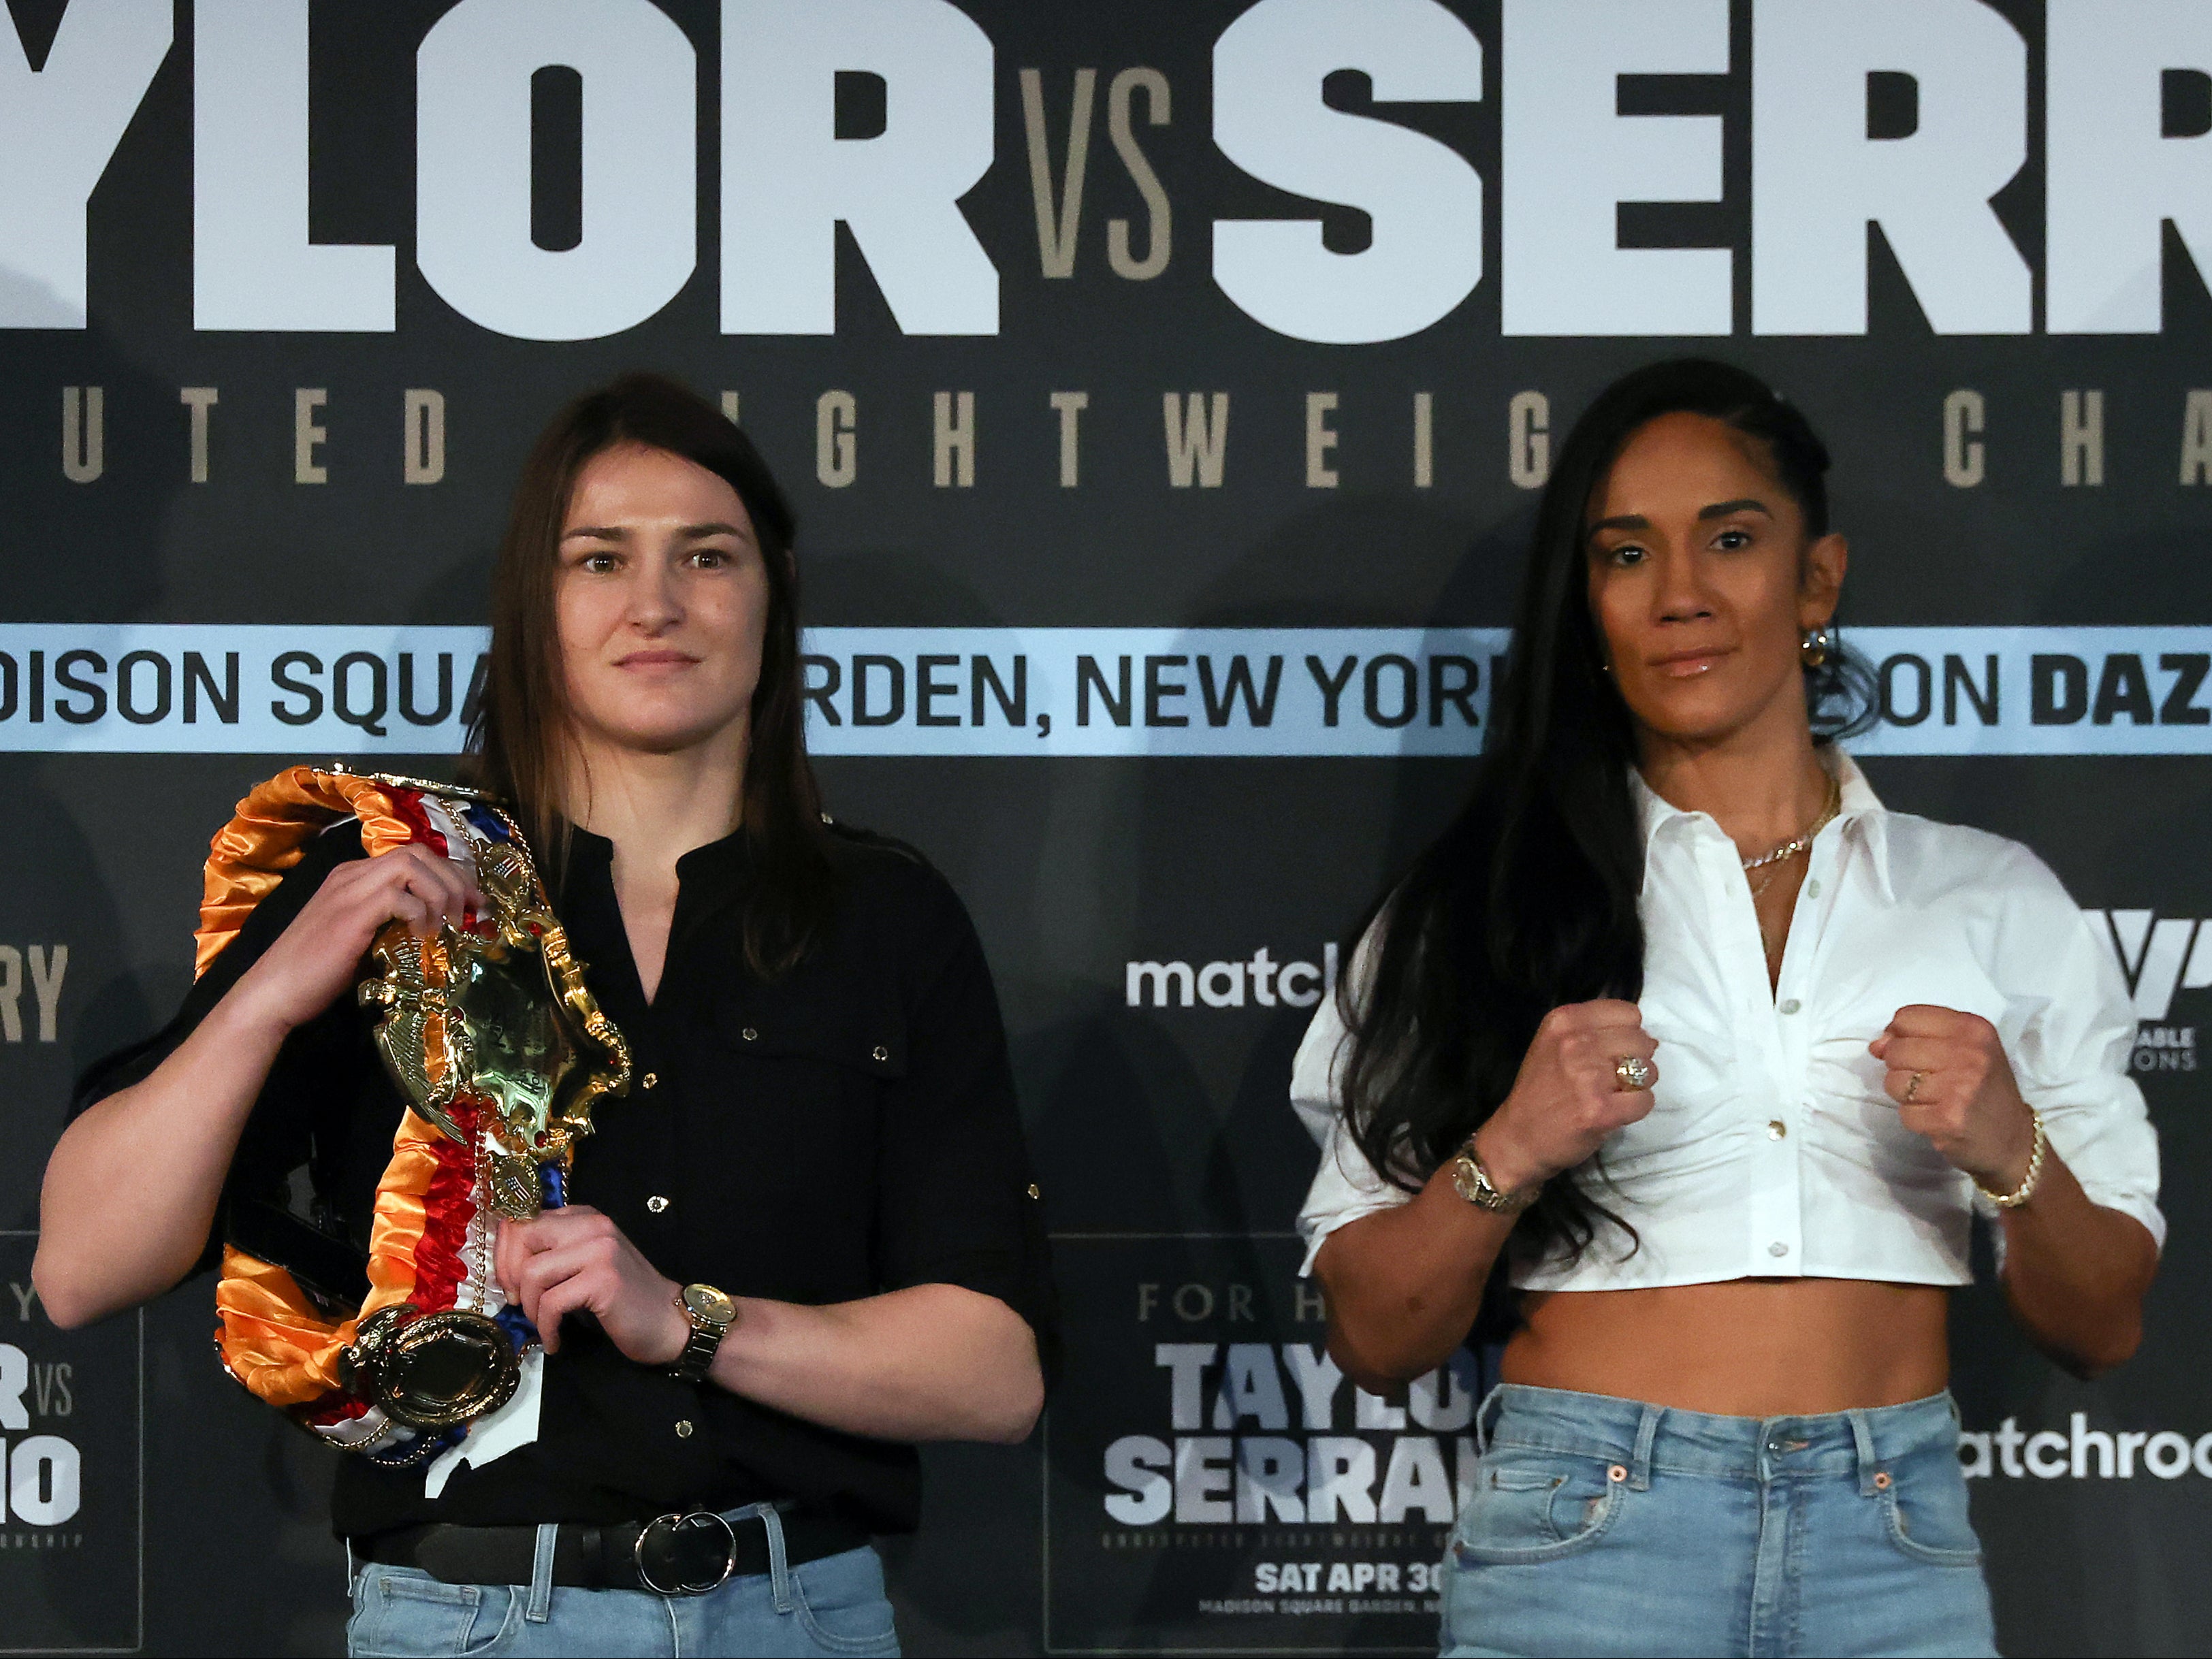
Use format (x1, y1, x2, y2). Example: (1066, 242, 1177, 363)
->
(1473, 999, 1658, 1195)
(229, 845, 485, 1035)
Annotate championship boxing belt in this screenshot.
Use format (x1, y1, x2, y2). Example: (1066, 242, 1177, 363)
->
(204, 766, 631, 1466)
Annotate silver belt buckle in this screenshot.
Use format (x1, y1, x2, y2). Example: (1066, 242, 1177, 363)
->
(633, 1510, 738, 1597)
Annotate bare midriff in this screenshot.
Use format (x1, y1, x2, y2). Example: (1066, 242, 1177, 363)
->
(1501, 1278, 1951, 1418)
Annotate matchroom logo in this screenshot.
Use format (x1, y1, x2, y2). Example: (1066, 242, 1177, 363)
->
(1126, 946, 1339, 1011)
(2086, 909, 2211, 1071)
(1963, 1415, 2212, 1481)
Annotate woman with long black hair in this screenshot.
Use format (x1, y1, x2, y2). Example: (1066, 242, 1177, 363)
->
(1294, 359, 2160, 1658)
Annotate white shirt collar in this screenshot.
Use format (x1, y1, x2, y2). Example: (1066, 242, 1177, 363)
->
(1629, 747, 1893, 901)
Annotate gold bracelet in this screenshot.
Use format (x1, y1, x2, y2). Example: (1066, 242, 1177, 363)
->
(1974, 1106, 2048, 1210)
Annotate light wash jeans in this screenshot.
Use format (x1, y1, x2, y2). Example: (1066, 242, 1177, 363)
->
(345, 1503, 899, 1658)
(1441, 1385, 1998, 1659)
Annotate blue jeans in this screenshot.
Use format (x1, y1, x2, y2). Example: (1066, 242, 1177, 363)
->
(345, 1504, 899, 1658)
(1441, 1385, 1997, 1659)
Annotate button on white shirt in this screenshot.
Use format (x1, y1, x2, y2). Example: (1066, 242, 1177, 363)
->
(1294, 752, 2164, 1291)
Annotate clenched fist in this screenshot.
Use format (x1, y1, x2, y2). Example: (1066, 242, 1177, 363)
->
(1870, 1005, 2038, 1193)
(1474, 999, 1659, 1195)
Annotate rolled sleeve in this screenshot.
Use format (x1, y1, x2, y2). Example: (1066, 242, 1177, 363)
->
(1993, 864, 2165, 1251)
(1297, 1112, 1411, 1276)
(871, 877, 1058, 1367)
(1290, 927, 1411, 1276)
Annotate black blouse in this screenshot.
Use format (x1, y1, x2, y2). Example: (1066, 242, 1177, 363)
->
(71, 818, 1057, 1541)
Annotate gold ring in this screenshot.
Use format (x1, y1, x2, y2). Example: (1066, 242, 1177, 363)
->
(1903, 1070, 1925, 1104)
(1614, 1055, 1654, 1092)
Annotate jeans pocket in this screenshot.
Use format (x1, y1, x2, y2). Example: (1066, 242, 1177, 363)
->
(1452, 1453, 1623, 1566)
(346, 1565, 520, 1658)
(1879, 1460, 1984, 1568)
(791, 1549, 901, 1656)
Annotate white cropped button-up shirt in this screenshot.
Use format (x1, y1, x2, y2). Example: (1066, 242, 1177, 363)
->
(1294, 753, 2164, 1291)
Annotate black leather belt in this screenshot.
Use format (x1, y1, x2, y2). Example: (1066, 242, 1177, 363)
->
(355, 1507, 867, 1598)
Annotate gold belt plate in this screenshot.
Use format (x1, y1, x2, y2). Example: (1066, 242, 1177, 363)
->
(356, 807, 631, 1218)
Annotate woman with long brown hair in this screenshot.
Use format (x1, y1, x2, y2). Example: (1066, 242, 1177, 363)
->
(37, 372, 1051, 1656)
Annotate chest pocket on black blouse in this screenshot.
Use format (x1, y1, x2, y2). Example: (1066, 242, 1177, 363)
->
(711, 982, 908, 1082)
(705, 973, 910, 1185)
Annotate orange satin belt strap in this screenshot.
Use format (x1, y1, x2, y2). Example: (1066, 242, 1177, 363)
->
(212, 1108, 450, 1417)
(193, 765, 420, 978)
(212, 1247, 358, 1407)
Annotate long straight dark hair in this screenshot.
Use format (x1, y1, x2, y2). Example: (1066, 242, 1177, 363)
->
(1339, 359, 1875, 1268)
(465, 372, 835, 978)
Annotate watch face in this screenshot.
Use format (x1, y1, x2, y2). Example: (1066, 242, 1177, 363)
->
(1449, 1157, 1479, 1202)
(682, 1284, 735, 1323)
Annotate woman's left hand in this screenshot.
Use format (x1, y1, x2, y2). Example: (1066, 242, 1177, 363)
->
(1870, 1004, 2038, 1191)
(495, 1204, 690, 1364)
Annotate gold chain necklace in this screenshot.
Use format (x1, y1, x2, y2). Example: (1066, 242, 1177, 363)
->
(1746, 771, 1843, 943)
(1742, 769, 1842, 874)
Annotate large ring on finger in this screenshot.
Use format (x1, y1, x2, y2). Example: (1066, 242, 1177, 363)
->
(1614, 1054, 1655, 1093)
(1903, 1069, 1925, 1104)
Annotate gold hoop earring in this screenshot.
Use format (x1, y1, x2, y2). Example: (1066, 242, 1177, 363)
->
(1801, 626, 1833, 669)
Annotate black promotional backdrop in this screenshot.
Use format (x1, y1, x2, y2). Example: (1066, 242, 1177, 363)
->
(3, 0, 2211, 1653)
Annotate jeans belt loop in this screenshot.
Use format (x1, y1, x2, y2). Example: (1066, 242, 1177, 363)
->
(1629, 1404, 1661, 1492)
(526, 1522, 558, 1623)
(1473, 1384, 1507, 1457)
(1847, 1408, 1882, 1496)
(758, 1504, 795, 1615)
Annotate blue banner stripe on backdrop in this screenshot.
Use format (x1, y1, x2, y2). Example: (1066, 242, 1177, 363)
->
(0, 625, 2207, 756)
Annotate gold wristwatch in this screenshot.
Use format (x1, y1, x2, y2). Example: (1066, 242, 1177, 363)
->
(1449, 1144, 1537, 1214)
(670, 1283, 736, 1382)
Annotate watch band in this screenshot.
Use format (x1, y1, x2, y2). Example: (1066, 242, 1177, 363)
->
(1449, 1146, 1537, 1214)
(669, 1287, 734, 1383)
(671, 1325, 724, 1383)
